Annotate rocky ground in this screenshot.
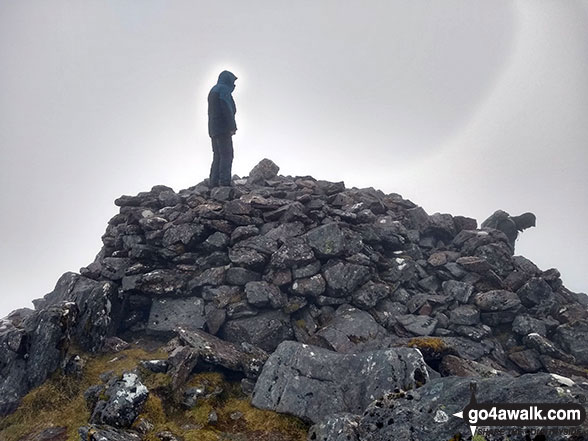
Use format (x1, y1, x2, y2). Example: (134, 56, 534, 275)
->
(1, 158, 587, 441)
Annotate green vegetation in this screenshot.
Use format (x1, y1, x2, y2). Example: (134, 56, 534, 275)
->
(0, 346, 308, 441)
(0, 347, 167, 441)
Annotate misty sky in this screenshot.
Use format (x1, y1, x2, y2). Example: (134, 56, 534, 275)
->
(1, 1, 587, 317)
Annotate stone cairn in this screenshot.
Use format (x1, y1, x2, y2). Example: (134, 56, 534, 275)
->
(2, 158, 588, 441)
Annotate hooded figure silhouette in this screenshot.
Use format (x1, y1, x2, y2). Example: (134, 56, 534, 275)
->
(481, 210, 536, 251)
(208, 70, 237, 187)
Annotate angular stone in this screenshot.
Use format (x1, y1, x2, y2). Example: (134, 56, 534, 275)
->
(314, 305, 389, 353)
(245, 281, 284, 307)
(397, 314, 438, 336)
(355, 374, 588, 441)
(90, 372, 148, 428)
(323, 262, 371, 297)
(147, 297, 205, 335)
(351, 282, 391, 309)
(225, 267, 261, 285)
(251, 341, 428, 423)
(554, 321, 588, 364)
(523, 333, 575, 364)
(441, 280, 474, 303)
(291, 274, 326, 297)
(188, 266, 227, 288)
(79, 426, 141, 441)
(247, 158, 280, 185)
(270, 238, 315, 268)
(449, 305, 480, 326)
(178, 328, 268, 378)
(167, 346, 199, 391)
(306, 223, 346, 257)
(308, 413, 360, 441)
(512, 314, 547, 337)
(439, 355, 503, 378)
(291, 260, 322, 279)
(473, 290, 521, 311)
(221, 310, 293, 352)
(509, 349, 542, 373)
(517, 277, 553, 308)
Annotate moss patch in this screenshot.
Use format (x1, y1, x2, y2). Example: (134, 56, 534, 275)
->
(0, 348, 309, 441)
(0, 346, 167, 441)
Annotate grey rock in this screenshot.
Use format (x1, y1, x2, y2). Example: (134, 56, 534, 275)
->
(90, 372, 149, 428)
(247, 158, 280, 185)
(221, 310, 293, 352)
(314, 305, 389, 353)
(167, 346, 199, 391)
(178, 328, 268, 378)
(308, 413, 360, 441)
(79, 426, 141, 441)
(147, 297, 205, 335)
(473, 289, 521, 311)
(323, 262, 371, 297)
(204, 306, 226, 335)
(439, 355, 504, 378)
(371, 299, 408, 328)
(162, 223, 205, 249)
(292, 260, 322, 279)
(397, 314, 438, 336)
(291, 274, 327, 297)
(512, 314, 547, 337)
(123, 270, 188, 296)
(442, 280, 474, 303)
(351, 281, 391, 309)
(139, 360, 169, 373)
(354, 373, 588, 441)
(517, 277, 553, 308)
(245, 280, 284, 307)
(554, 320, 588, 365)
(264, 221, 306, 243)
(306, 223, 346, 257)
(449, 305, 480, 326)
(188, 266, 227, 288)
(508, 349, 543, 373)
(270, 238, 315, 268)
(201, 285, 242, 308)
(251, 341, 429, 423)
(523, 333, 575, 364)
(225, 267, 261, 285)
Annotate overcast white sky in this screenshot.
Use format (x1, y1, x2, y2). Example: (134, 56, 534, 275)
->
(1, 1, 587, 317)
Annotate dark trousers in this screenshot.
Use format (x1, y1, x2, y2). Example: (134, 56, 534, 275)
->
(209, 134, 234, 187)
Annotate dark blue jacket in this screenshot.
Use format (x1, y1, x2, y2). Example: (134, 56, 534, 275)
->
(208, 71, 237, 137)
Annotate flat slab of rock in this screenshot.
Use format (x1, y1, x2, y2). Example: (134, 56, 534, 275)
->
(220, 310, 293, 352)
(147, 297, 205, 335)
(313, 305, 389, 353)
(251, 341, 429, 423)
(177, 328, 268, 378)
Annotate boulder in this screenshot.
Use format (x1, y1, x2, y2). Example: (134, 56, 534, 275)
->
(306, 223, 346, 257)
(247, 158, 280, 185)
(178, 328, 268, 378)
(352, 373, 588, 441)
(221, 310, 293, 352)
(313, 305, 389, 353)
(251, 341, 428, 423)
(146, 297, 205, 335)
(90, 372, 149, 428)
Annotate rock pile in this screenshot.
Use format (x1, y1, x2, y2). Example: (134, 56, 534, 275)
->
(2, 158, 588, 440)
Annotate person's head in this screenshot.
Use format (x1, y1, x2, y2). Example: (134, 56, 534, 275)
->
(512, 212, 536, 231)
(218, 70, 237, 90)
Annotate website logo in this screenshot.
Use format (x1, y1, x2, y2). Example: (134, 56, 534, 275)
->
(452, 382, 586, 437)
